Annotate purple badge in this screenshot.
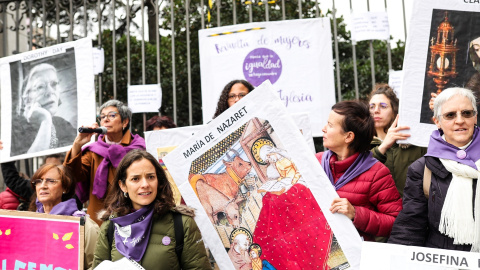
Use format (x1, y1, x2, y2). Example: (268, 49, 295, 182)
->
(243, 48, 282, 87)
(162, 236, 171, 245)
(456, 150, 467, 160)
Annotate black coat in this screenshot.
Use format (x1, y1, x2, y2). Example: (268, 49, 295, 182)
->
(388, 156, 474, 251)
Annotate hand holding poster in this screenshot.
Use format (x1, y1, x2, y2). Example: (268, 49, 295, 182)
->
(399, 0, 480, 146)
(0, 210, 84, 270)
(199, 18, 335, 136)
(163, 81, 361, 270)
(0, 38, 95, 161)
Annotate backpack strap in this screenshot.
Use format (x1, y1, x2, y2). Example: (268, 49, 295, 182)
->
(107, 220, 115, 250)
(173, 212, 184, 265)
(423, 164, 432, 199)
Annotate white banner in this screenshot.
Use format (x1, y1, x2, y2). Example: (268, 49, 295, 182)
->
(0, 38, 95, 162)
(351, 11, 390, 42)
(399, 1, 480, 147)
(361, 242, 480, 270)
(127, 84, 162, 113)
(163, 81, 361, 270)
(388, 70, 403, 97)
(199, 18, 335, 137)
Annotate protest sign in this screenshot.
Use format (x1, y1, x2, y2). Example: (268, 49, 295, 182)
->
(163, 81, 361, 270)
(199, 18, 335, 136)
(388, 70, 403, 97)
(0, 38, 95, 161)
(128, 84, 162, 113)
(0, 210, 84, 270)
(350, 12, 390, 42)
(398, 0, 480, 146)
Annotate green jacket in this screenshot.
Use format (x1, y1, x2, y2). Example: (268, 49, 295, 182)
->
(370, 137, 427, 197)
(93, 207, 211, 270)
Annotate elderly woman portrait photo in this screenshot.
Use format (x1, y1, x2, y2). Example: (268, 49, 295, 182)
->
(389, 87, 480, 251)
(10, 53, 78, 156)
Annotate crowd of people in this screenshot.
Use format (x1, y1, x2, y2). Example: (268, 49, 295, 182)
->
(1, 77, 479, 269)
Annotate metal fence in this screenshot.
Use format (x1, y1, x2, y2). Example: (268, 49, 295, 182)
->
(0, 0, 408, 187)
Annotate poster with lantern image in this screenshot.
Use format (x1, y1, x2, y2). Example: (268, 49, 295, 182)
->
(162, 81, 362, 270)
(399, 0, 480, 147)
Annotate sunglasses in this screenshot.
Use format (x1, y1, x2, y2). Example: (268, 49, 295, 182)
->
(441, 110, 477, 120)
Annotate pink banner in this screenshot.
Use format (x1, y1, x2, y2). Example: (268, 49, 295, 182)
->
(0, 214, 80, 270)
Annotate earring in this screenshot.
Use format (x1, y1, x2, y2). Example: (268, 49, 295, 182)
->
(62, 191, 65, 194)
(124, 192, 128, 198)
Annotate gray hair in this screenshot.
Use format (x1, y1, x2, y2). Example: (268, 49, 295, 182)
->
(99, 99, 132, 131)
(433, 87, 477, 120)
(20, 63, 58, 115)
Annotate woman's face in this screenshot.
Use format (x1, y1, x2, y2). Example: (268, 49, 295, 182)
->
(434, 95, 477, 148)
(369, 94, 394, 130)
(100, 106, 128, 136)
(120, 158, 158, 211)
(25, 69, 60, 115)
(227, 83, 250, 107)
(35, 168, 64, 207)
(322, 111, 350, 153)
(472, 37, 480, 59)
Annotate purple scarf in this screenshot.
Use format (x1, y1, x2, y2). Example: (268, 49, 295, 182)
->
(36, 198, 86, 217)
(321, 151, 379, 190)
(111, 205, 154, 262)
(75, 132, 145, 202)
(425, 128, 480, 170)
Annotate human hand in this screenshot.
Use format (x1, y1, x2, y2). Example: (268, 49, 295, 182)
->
(330, 197, 356, 220)
(74, 122, 100, 147)
(24, 102, 52, 124)
(0, 140, 3, 150)
(429, 92, 437, 111)
(378, 115, 411, 154)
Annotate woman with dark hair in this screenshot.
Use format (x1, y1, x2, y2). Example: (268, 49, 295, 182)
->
(28, 164, 99, 270)
(93, 150, 210, 269)
(315, 101, 402, 241)
(389, 87, 480, 251)
(64, 99, 145, 225)
(145, 115, 177, 131)
(213, 79, 254, 118)
(369, 84, 427, 197)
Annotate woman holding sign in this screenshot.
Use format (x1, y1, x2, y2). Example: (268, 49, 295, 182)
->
(213, 79, 254, 118)
(64, 100, 145, 225)
(389, 88, 480, 251)
(316, 101, 402, 241)
(28, 163, 99, 270)
(93, 150, 210, 269)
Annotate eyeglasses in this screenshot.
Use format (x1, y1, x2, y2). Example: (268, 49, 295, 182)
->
(441, 110, 477, 120)
(369, 103, 389, 111)
(98, 112, 119, 122)
(228, 93, 247, 100)
(31, 178, 61, 186)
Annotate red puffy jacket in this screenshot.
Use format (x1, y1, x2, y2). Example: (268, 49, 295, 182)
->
(316, 152, 402, 241)
(0, 188, 21, 210)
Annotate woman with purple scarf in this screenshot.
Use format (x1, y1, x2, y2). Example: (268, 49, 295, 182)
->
(93, 150, 210, 269)
(28, 164, 99, 270)
(315, 101, 402, 241)
(389, 88, 480, 251)
(64, 100, 145, 225)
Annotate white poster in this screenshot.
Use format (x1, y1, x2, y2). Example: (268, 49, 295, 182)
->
(163, 81, 361, 270)
(388, 70, 403, 97)
(128, 84, 162, 113)
(351, 11, 390, 42)
(399, 1, 480, 147)
(199, 18, 335, 137)
(361, 242, 479, 270)
(0, 38, 95, 162)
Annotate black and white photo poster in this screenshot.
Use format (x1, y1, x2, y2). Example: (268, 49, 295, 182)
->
(0, 38, 95, 161)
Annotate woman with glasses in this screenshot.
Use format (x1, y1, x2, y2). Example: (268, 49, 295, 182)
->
(28, 164, 99, 269)
(213, 80, 254, 119)
(369, 84, 427, 197)
(93, 150, 210, 269)
(64, 100, 145, 225)
(11, 63, 76, 156)
(389, 87, 480, 251)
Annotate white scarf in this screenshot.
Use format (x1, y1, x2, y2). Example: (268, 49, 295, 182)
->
(439, 158, 480, 251)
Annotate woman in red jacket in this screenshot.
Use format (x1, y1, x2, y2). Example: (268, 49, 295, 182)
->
(315, 101, 402, 241)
